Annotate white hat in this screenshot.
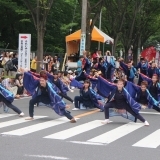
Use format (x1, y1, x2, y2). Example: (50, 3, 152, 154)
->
(9, 52, 13, 55)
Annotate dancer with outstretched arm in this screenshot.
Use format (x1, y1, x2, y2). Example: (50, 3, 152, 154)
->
(98, 78, 149, 126)
(21, 69, 76, 123)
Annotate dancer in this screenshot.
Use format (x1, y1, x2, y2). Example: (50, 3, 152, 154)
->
(100, 79, 149, 126)
(136, 81, 160, 112)
(136, 57, 148, 76)
(49, 71, 74, 103)
(138, 73, 160, 102)
(119, 60, 136, 82)
(0, 83, 24, 116)
(148, 62, 159, 78)
(148, 74, 160, 101)
(72, 79, 104, 111)
(22, 69, 76, 123)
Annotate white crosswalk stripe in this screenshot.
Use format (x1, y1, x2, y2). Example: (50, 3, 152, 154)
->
(87, 122, 144, 144)
(1, 117, 69, 136)
(0, 116, 47, 129)
(133, 129, 160, 148)
(0, 113, 16, 118)
(1, 113, 160, 149)
(44, 120, 106, 140)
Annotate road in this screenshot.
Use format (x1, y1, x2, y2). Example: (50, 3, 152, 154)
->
(0, 90, 160, 160)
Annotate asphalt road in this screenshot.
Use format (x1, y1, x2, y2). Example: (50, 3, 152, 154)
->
(0, 90, 160, 160)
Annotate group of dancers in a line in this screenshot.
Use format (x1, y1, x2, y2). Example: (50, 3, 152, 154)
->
(0, 64, 160, 126)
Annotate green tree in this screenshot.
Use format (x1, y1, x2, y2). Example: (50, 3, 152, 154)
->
(23, 0, 55, 72)
(78, 0, 104, 51)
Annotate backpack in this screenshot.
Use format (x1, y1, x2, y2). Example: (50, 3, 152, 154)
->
(4, 60, 14, 71)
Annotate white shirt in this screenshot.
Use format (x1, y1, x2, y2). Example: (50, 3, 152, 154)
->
(2, 78, 11, 88)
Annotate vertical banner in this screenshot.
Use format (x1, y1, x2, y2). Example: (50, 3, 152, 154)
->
(80, 33, 86, 55)
(18, 34, 31, 70)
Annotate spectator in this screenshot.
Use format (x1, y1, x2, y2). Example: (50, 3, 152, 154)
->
(2, 52, 10, 75)
(15, 73, 24, 95)
(9, 52, 18, 77)
(77, 56, 84, 74)
(0, 52, 4, 75)
(2, 77, 20, 98)
(31, 56, 37, 72)
(52, 56, 60, 72)
(48, 57, 54, 72)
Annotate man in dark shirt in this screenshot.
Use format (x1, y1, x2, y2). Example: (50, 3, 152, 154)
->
(9, 52, 18, 77)
(25, 71, 76, 123)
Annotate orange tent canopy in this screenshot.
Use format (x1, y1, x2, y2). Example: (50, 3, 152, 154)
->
(66, 26, 114, 44)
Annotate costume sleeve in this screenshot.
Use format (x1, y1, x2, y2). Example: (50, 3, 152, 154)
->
(89, 89, 104, 110)
(139, 73, 152, 84)
(0, 84, 14, 102)
(28, 71, 40, 78)
(47, 73, 54, 83)
(120, 61, 128, 75)
(146, 89, 159, 107)
(23, 72, 39, 95)
(70, 79, 83, 89)
(124, 88, 141, 114)
(97, 76, 116, 97)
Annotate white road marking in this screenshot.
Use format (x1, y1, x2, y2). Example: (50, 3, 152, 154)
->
(0, 116, 47, 129)
(0, 113, 16, 119)
(88, 122, 144, 144)
(69, 141, 105, 146)
(44, 120, 106, 140)
(1, 117, 71, 136)
(24, 154, 69, 159)
(133, 129, 160, 148)
(140, 111, 160, 115)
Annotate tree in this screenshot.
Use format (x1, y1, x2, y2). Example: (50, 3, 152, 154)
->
(103, 0, 134, 55)
(78, 0, 104, 51)
(121, 0, 160, 62)
(0, 0, 33, 49)
(23, 0, 54, 72)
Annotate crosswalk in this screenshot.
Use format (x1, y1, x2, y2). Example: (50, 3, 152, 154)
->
(0, 113, 160, 149)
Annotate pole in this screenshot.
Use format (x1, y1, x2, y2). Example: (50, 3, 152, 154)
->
(80, 0, 87, 55)
(103, 43, 104, 56)
(98, 10, 102, 50)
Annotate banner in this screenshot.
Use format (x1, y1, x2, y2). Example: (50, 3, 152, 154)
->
(79, 33, 86, 55)
(18, 34, 31, 70)
(141, 46, 156, 61)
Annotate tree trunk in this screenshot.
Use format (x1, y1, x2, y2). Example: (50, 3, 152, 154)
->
(86, 18, 91, 51)
(112, 35, 119, 56)
(124, 46, 128, 62)
(37, 24, 44, 73)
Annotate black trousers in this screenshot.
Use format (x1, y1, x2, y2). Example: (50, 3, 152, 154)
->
(74, 96, 83, 108)
(29, 95, 73, 120)
(0, 94, 22, 114)
(104, 101, 145, 122)
(58, 92, 73, 103)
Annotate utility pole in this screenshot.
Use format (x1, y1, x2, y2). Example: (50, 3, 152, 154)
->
(98, 10, 102, 50)
(80, 0, 87, 55)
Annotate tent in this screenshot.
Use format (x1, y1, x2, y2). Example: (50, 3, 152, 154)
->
(65, 26, 114, 56)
